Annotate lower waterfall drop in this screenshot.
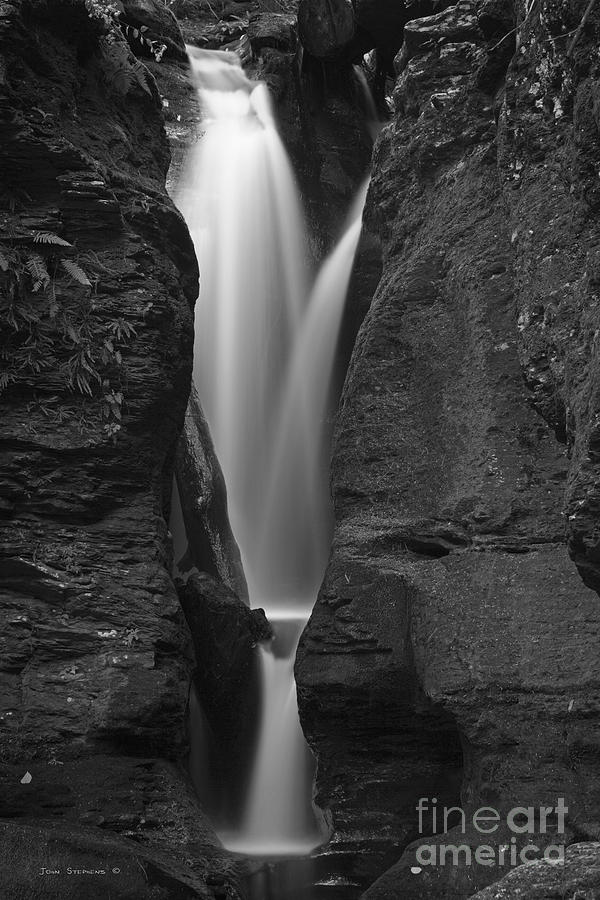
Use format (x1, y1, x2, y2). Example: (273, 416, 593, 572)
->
(176, 45, 368, 855)
(226, 616, 319, 855)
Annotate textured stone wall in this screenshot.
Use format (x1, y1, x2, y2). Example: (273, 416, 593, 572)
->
(296, 0, 600, 897)
(0, 3, 244, 896)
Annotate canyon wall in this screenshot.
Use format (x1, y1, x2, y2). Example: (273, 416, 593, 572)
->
(296, 0, 600, 897)
(0, 3, 245, 897)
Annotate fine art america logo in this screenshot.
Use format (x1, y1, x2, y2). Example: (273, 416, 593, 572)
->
(411, 798, 567, 874)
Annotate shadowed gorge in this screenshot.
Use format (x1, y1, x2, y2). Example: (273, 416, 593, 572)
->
(2, 0, 600, 898)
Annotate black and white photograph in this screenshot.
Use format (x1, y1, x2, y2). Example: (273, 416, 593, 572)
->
(1, 0, 600, 897)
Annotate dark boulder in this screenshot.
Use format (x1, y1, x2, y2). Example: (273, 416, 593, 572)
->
(119, 0, 188, 60)
(177, 573, 270, 823)
(0, 819, 220, 899)
(298, 0, 355, 60)
(247, 11, 297, 54)
(298, 0, 436, 63)
(174, 383, 248, 603)
(469, 842, 600, 900)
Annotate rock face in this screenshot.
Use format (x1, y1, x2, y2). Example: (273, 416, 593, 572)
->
(498, 1, 600, 599)
(469, 842, 600, 899)
(0, 0, 195, 771)
(120, 0, 188, 60)
(175, 384, 248, 601)
(178, 573, 271, 823)
(298, 0, 355, 59)
(298, 0, 436, 66)
(296, 0, 600, 896)
(0, 3, 243, 897)
(0, 759, 246, 899)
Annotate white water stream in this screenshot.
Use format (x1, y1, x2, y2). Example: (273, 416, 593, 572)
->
(176, 46, 367, 854)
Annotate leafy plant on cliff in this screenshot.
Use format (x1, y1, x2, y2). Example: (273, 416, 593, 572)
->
(0, 231, 136, 442)
(100, 40, 154, 97)
(121, 22, 168, 62)
(81, 0, 121, 31)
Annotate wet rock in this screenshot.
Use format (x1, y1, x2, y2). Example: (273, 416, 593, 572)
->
(119, 0, 188, 60)
(297, 1, 600, 896)
(298, 0, 436, 64)
(0, 3, 242, 897)
(494, 0, 600, 596)
(395, 0, 481, 73)
(250, 606, 272, 642)
(298, 0, 355, 59)
(0, 754, 249, 897)
(0, 756, 216, 843)
(469, 842, 600, 899)
(177, 573, 263, 822)
(337, 223, 383, 395)
(355, 0, 434, 60)
(362, 821, 581, 899)
(247, 11, 297, 53)
(0, 558, 71, 603)
(175, 384, 248, 602)
(0, 0, 196, 764)
(0, 820, 213, 899)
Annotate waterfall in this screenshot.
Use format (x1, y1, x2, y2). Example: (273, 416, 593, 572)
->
(353, 65, 381, 141)
(226, 616, 319, 855)
(257, 181, 369, 607)
(176, 45, 367, 854)
(176, 46, 307, 607)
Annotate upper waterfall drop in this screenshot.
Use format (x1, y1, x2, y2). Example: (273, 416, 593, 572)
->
(176, 46, 308, 611)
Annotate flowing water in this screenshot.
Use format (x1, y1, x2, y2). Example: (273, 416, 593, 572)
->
(177, 46, 307, 607)
(353, 65, 381, 141)
(176, 46, 367, 856)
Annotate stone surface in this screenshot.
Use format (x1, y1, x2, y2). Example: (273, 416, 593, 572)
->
(298, 0, 437, 65)
(0, 817, 244, 900)
(0, 0, 195, 769)
(120, 0, 188, 60)
(178, 572, 270, 823)
(469, 842, 600, 899)
(362, 822, 578, 900)
(0, 3, 243, 897)
(298, 0, 355, 60)
(248, 11, 297, 52)
(495, 0, 600, 598)
(0, 752, 247, 897)
(175, 384, 248, 602)
(297, 0, 600, 897)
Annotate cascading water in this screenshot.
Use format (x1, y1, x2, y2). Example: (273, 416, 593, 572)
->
(353, 65, 381, 141)
(176, 45, 368, 854)
(177, 46, 307, 606)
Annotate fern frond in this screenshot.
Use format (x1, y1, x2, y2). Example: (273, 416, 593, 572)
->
(61, 259, 92, 287)
(25, 254, 50, 290)
(132, 61, 152, 96)
(75, 372, 93, 396)
(47, 284, 59, 318)
(112, 65, 135, 94)
(33, 232, 72, 247)
(0, 372, 16, 391)
(66, 323, 81, 344)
